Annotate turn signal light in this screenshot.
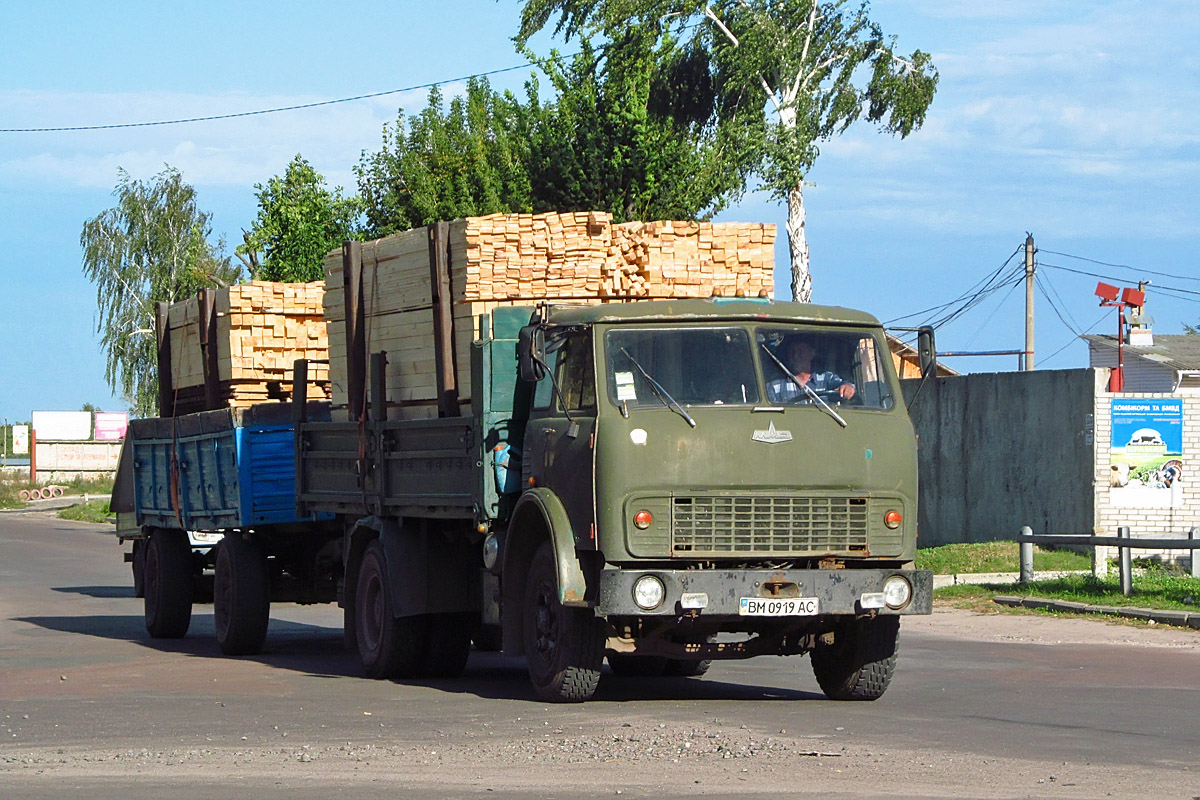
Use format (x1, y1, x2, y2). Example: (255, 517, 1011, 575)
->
(884, 510, 903, 529)
(633, 510, 653, 529)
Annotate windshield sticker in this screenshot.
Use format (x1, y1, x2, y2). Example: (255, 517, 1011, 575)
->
(615, 371, 638, 401)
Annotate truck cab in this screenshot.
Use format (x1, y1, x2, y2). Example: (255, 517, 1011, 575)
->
(497, 299, 932, 701)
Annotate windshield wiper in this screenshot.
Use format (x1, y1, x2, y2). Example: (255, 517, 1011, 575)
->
(620, 348, 696, 428)
(759, 343, 847, 429)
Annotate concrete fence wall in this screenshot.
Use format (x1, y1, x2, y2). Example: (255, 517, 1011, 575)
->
(33, 440, 122, 483)
(902, 369, 1098, 547)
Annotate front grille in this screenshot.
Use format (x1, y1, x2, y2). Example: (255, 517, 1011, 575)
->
(671, 495, 869, 555)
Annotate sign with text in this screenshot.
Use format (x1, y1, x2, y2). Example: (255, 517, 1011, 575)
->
(1109, 398, 1183, 508)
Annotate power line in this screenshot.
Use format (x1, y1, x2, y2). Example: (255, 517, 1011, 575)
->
(884, 245, 1023, 327)
(1040, 262, 1200, 300)
(0, 61, 545, 133)
(1038, 248, 1200, 284)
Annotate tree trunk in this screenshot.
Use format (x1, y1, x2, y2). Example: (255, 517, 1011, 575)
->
(786, 182, 812, 302)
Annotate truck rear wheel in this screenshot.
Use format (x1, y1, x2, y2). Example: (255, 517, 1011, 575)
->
(523, 541, 603, 702)
(144, 528, 193, 639)
(356, 541, 427, 679)
(214, 534, 271, 656)
(810, 615, 900, 701)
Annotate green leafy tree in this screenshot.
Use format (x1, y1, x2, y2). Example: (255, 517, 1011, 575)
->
(517, 0, 939, 301)
(239, 155, 362, 281)
(81, 166, 240, 417)
(355, 79, 533, 237)
(520, 31, 749, 221)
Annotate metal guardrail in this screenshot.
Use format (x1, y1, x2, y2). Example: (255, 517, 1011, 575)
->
(1017, 526, 1200, 596)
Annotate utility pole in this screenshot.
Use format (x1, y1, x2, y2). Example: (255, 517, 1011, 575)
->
(1024, 233, 1036, 371)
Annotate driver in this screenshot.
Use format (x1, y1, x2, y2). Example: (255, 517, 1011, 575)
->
(766, 336, 856, 403)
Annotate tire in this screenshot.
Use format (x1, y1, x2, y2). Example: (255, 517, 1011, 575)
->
(606, 653, 668, 677)
(810, 615, 900, 701)
(131, 539, 146, 599)
(355, 541, 428, 679)
(523, 541, 603, 702)
(424, 612, 474, 678)
(213, 534, 271, 656)
(144, 528, 193, 639)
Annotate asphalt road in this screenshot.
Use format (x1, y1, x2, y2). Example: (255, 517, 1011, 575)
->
(1, 511, 1197, 799)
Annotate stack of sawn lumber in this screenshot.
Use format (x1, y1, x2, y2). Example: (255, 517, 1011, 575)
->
(322, 212, 775, 420)
(165, 281, 330, 414)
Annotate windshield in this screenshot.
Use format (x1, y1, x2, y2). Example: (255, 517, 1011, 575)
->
(605, 328, 760, 408)
(756, 327, 896, 410)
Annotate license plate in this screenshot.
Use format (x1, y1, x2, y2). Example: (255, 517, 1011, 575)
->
(738, 596, 819, 616)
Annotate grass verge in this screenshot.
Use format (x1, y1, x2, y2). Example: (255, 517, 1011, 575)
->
(916, 540, 1092, 574)
(57, 499, 113, 524)
(935, 570, 1200, 614)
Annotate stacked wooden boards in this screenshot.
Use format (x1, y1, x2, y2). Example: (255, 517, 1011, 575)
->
(164, 281, 330, 414)
(323, 212, 776, 419)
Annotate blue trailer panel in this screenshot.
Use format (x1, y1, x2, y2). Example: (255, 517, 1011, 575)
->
(126, 404, 330, 531)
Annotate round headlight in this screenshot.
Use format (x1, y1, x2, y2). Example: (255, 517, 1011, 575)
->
(883, 575, 912, 609)
(632, 575, 666, 610)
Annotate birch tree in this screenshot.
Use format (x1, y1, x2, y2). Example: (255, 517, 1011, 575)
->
(517, 0, 938, 301)
(81, 167, 240, 415)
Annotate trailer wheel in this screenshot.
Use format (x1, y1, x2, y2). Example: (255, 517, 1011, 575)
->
(810, 615, 900, 701)
(214, 534, 271, 656)
(523, 541, 603, 702)
(144, 528, 193, 638)
(131, 539, 146, 599)
(424, 612, 473, 678)
(606, 653, 667, 677)
(355, 541, 428, 679)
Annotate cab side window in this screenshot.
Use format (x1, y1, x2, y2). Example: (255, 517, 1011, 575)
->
(556, 331, 596, 413)
(530, 331, 595, 414)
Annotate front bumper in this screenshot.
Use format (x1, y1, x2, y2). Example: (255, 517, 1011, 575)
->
(597, 567, 933, 617)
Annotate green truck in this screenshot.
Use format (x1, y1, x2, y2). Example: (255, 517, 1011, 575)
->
(291, 295, 934, 702)
(115, 257, 934, 702)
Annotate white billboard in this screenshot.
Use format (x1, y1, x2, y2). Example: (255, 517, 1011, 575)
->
(12, 425, 28, 455)
(31, 411, 92, 442)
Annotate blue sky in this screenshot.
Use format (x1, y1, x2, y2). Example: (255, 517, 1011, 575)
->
(2, 0, 1198, 421)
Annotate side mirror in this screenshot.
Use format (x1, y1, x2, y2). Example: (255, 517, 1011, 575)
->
(518, 325, 546, 383)
(917, 326, 936, 379)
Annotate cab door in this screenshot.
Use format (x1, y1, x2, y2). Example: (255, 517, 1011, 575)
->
(524, 329, 597, 550)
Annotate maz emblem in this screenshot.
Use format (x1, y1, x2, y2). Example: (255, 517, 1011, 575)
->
(752, 421, 793, 444)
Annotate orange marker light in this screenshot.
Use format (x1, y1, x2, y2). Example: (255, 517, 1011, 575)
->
(633, 510, 653, 529)
(884, 510, 903, 529)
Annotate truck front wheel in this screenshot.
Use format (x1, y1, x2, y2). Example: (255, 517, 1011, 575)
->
(523, 541, 603, 702)
(214, 534, 271, 655)
(810, 615, 900, 701)
(144, 528, 193, 639)
(355, 540, 427, 679)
